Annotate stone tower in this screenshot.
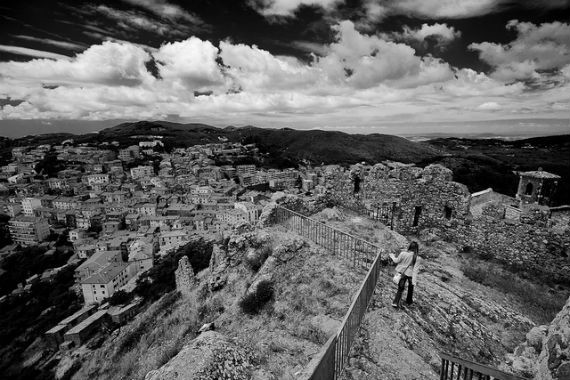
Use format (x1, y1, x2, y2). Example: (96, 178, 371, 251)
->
(515, 168, 560, 207)
(175, 256, 195, 297)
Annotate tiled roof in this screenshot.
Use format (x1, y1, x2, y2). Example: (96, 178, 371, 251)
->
(81, 261, 128, 284)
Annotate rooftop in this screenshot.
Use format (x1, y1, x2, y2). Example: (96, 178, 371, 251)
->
(65, 310, 108, 336)
(518, 170, 561, 179)
(81, 261, 129, 284)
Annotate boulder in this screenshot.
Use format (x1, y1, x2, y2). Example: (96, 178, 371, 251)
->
(527, 325, 548, 351)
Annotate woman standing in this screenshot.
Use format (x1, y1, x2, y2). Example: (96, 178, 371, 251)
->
(390, 241, 421, 309)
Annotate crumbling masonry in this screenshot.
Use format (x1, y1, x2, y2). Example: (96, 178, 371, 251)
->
(175, 256, 195, 296)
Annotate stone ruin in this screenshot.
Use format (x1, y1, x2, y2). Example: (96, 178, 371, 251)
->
(175, 256, 195, 297)
(323, 162, 471, 234)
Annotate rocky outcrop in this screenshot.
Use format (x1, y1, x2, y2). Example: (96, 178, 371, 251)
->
(504, 296, 570, 379)
(209, 231, 273, 291)
(144, 331, 254, 380)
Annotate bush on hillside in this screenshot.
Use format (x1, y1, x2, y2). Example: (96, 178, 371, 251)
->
(108, 290, 134, 306)
(239, 280, 274, 315)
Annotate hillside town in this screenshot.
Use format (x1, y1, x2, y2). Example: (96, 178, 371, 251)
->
(0, 137, 329, 347)
(0, 133, 568, 380)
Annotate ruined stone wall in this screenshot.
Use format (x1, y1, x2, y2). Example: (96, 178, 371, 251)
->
(175, 256, 195, 296)
(323, 162, 471, 234)
(442, 204, 570, 284)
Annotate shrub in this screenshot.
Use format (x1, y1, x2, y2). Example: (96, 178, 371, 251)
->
(198, 295, 225, 321)
(108, 290, 134, 306)
(239, 280, 274, 315)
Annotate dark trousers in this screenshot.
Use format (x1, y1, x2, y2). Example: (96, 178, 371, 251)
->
(393, 275, 414, 306)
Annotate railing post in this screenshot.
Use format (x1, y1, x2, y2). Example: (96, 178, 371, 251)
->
(333, 230, 336, 255)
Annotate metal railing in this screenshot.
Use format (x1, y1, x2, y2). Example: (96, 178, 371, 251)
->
(272, 206, 381, 269)
(271, 206, 385, 380)
(440, 353, 527, 380)
(336, 200, 398, 230)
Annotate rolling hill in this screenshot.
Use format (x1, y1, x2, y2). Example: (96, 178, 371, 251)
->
(86, 121, 441, 165)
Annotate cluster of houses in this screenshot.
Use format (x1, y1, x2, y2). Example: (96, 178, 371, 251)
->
(0, 137, 333, 348)
(0, 138, 328, 308)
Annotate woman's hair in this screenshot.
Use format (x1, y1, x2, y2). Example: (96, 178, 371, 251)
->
(408, 241, 419, 254)
(408, 241, 419, 265)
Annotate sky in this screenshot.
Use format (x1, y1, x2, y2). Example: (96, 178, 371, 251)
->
(0, 0, 569, 137)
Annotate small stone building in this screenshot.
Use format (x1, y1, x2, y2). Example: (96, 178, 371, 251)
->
(515, 169, 560, 207)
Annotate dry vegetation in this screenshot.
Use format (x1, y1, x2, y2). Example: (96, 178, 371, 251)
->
(70, 227, 365, 380)
(460, 257, 567, 324)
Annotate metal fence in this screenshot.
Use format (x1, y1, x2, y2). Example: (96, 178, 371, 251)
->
(272, 206, 381, 269)
(272, 206, 385, 380)
(336, 201, 398, 230)
(440, 353, 527, 380)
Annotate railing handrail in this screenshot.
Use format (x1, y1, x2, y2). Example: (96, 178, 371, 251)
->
(272, 205, 387, 380)
(338, 250, 381, 328)
(440, 352, 527, 380)
(274, 205, 383, 251)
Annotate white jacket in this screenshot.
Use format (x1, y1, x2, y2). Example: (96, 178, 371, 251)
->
(390, 250, 421, 286)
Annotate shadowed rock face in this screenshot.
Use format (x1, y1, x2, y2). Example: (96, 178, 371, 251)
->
(504, 296, 570, 380)
(144, 331, 254, 380)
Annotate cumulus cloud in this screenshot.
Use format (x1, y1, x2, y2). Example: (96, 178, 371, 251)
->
(154, 38, 226, 90)
(0, 41, 153, 86)
(317, 21, 454, 88)
(383, 23, 461, 49)
(469, 20, 570, 82)
(477, 102, 501, 110)
(220, 41, 323, 91)
(0, 20, 566, 125)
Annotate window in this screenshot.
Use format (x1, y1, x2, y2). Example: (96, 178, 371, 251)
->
(444, 206, 453, 220)
(412, 206, 422, 227)
(525, 182, 533, 195)
(353, 175, 361, 194)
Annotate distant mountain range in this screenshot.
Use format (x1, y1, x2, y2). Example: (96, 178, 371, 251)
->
(50, 120, 442, 165)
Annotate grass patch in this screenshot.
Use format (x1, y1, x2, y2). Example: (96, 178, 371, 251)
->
(461, 259, 566, 323)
